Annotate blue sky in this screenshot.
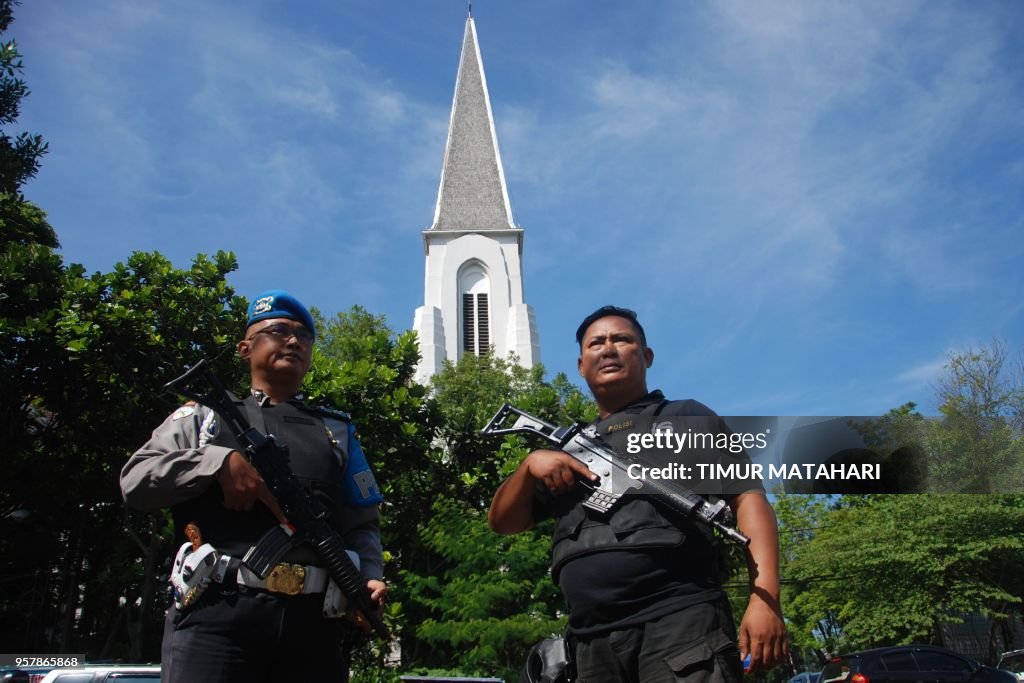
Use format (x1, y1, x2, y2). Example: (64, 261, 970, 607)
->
(13, 1, 1024, 417)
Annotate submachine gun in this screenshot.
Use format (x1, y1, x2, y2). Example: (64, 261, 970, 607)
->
(165, 359, 390, 640)
(482, 404, 750, 546)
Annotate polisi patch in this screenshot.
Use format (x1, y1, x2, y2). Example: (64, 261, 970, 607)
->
(605, 420, 634, 433)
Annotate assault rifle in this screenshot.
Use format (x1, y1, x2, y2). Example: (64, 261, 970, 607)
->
(482, 404, 750, 546)
(165, 359, 389, 640)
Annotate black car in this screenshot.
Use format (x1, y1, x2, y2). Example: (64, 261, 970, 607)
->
(820, 645, 1016, 683)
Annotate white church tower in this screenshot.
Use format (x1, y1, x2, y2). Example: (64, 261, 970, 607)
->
(413, 13, 540, 384)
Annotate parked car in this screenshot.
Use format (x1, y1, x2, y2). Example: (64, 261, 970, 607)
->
(820, 645, 1015, 683)
(0, 667, 52, 683)
(997, 650, 1024, 682)
(38, 666, 159, 683)
(789, 672, 822, 683)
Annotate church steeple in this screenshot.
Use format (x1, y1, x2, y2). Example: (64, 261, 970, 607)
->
(412, 14, 540, 384)
(431, 16, 516, 233)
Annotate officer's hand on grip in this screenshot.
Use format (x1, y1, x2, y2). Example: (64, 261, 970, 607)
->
(525, 449, 598, 496)
(218, 450, 287, 523)
(346, 579, 388, 633)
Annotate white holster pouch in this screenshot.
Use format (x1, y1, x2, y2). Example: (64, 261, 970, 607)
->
(170, 542, 219, 610)
(322, 550, 362, 618)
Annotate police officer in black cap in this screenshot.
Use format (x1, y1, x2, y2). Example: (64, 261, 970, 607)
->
(122, 290, 386, 683)
(490, 305, 787, 683)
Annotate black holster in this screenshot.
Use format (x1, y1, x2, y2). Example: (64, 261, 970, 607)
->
(520, 636, 574, 683)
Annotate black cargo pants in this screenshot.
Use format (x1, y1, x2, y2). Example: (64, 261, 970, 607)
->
(161, 585, 351, 683)
(573, 598, 743, 683)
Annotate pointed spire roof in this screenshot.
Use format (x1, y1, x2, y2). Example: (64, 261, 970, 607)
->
(430, 16, 517, 232)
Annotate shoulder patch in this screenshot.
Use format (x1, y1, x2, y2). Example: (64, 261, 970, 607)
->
(172, 405, 196, 420)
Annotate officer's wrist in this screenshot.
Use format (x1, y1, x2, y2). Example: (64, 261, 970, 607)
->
(216, 451, 243, 479)
(747, 587, 782, 614)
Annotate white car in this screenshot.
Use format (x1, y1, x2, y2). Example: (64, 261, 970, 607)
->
(998, 650, 1024, 683)
(39, 666, 160, 683)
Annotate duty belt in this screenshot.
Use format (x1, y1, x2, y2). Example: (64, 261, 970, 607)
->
(214, 555, 330, 595)
(171, 541, 340, 611)
(237, 562, 330, 595)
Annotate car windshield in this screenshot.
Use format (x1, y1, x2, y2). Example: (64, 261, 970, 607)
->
(999, 653, 1024, 671)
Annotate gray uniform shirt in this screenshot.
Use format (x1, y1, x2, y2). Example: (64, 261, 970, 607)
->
(121, 399, 384, 580)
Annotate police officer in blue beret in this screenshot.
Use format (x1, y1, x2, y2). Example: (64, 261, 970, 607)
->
(122, 290, 386, 683)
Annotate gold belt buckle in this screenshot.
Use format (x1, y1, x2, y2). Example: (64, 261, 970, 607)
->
(265, 563, 305, 595)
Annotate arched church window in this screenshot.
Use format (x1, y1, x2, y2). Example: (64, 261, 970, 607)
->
(459, 264, 490, 357)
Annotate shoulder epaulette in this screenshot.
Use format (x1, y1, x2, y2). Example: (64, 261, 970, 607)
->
(310, 405, 352, 423)
(654, 398, 717, 418)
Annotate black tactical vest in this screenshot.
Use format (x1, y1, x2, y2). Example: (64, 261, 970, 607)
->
(549, 399, 716, 583)
(171, 394, 350, 563)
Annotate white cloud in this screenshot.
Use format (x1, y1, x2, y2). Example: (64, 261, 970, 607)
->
(503, 1, 1022, 309)
(897, 356, 949, 386)
(15, 0, 1023, 414)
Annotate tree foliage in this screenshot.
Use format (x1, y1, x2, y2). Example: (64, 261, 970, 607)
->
(774, 342, 1024, 666)
(0, 0, 59, 486)
(302, 306, 434, 675)
(397, 353, 594, 681)
(408, 497, 561, 677)
(0, 0, 47, 195)
(303, 321, 599, 681)
(1, 249, 247, 658)
(759, 491, 835, 667)
(853, 341, 1024, 494)
(779, 494, 1023, 661)
(925, 341, 1024, 493)
(4, 0, 1021, 670)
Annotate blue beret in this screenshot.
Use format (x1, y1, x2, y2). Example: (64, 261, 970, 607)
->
(246, 290, 315, 337)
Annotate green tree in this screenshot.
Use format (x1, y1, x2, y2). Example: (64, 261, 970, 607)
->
(924, 341, 1024, 493)
(762, 493, 835, 668)
(0, 11, 304, 653)
(849, 343, 1024, 495)
(0, 0, 46, 193)
(1, 249, 246, 659)
(408, 495, 560, 678)
(773, 342, 1024, 667)
(58, 251, 245, 660)
(303, 310, 575, 680)
(398, 353, 594, 680)
(302, 306, 435, 678)
(0, 0, 60, 485)
(784, 495, 1023, 659)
